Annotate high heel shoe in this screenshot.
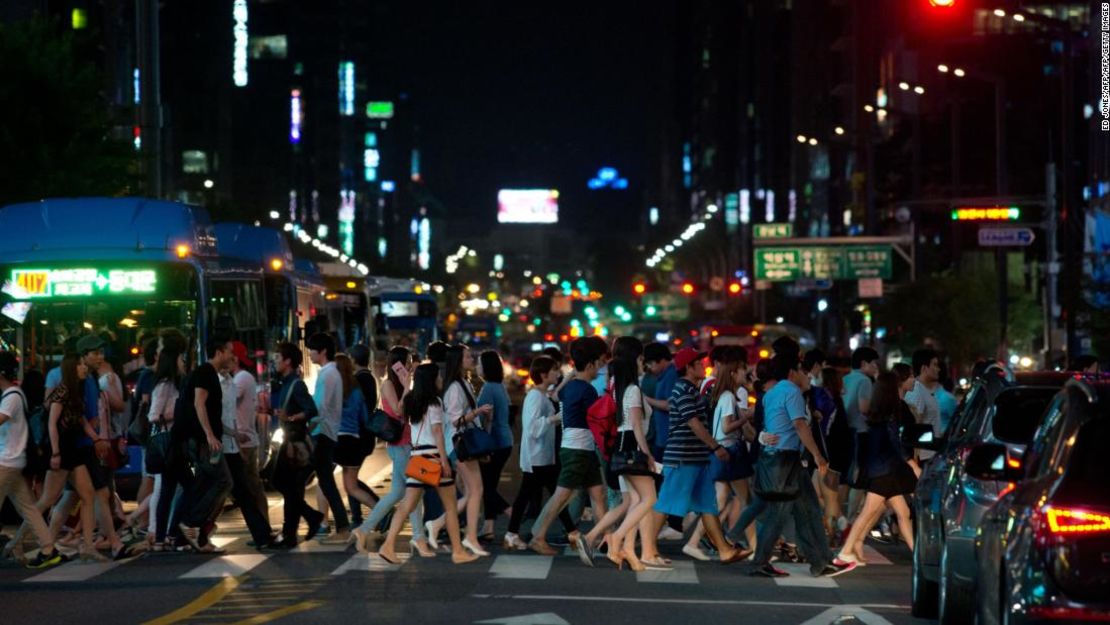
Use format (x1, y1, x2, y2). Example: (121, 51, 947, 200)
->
(409, 540, 436, 558)
(622, 549, 646, 573)
(607, 549, 626, 570)
(424, 520, 442, 551)
(462, 538, 490, 557)
(349, 528, 368, 554)
(451, 551, 479, 564)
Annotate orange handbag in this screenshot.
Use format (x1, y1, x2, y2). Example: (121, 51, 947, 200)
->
(405, 454, 442, 486)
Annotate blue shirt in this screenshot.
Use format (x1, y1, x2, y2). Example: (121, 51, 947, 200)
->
(591, 365, 609, 397)
(651, 364, 678, 450)
(477, 381, 512, 450)
(76, 376, 100, 448)
(338, 387, 370, 436)
(45, 367, 61, 392)
(762, 379, 809, 452)
(558, 378, 598, 451)
(842, 369, 873, 432)
(663, 377, 711, 464)
(936, 387, 958, 433)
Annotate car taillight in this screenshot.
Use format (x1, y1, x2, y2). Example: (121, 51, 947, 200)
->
(1035, 505, 1110, 546)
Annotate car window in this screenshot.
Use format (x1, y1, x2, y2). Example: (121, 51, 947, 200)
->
(1025, 395, 1067, 480)
(947, 384, 986, 443)
(990, 387, 1060, 444)
(1054, 414, 1110, 506)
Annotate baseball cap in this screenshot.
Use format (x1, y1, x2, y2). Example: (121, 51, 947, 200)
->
(673, 348, 707, 372)
(76, 335, 107, 354)
(231, 341, 255, 369)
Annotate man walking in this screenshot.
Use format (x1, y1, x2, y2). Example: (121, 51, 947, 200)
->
(223, 341, 275, 548)
(905, 348, 942, 461)
(307, 333, 349, 542)
(271, 342, 322, 547)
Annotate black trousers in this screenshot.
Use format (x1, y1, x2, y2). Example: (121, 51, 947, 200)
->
(273, 455, 323, 542)
(480, 447, 512, 522)
(226, 451, 273, 544)
(312, 435, 349, 530)
(508, 464, 577, 535)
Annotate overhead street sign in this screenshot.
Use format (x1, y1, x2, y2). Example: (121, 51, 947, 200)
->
(753, 223, 794, 239)
(978, 227, 1035, 247)
(754, 245, 892, 281)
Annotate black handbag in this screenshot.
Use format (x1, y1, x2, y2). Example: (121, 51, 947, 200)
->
(609, 433, 652, 476)
(368, 409, 403, 443)
(453, 423, 497, 462)
(144, 428, 175, 474)
(752, 449, 802, 501)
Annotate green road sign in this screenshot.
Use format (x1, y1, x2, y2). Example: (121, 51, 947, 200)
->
(753, 223, 794, 239)
(754, 245, 892, 281)
(642, 293, 690, 322)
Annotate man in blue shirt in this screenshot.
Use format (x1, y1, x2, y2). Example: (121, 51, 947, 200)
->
(750, 353, 855, 578)
(643, 342, 683, 540)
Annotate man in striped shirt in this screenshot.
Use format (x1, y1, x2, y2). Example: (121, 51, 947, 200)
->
(651, 348, 752, 564)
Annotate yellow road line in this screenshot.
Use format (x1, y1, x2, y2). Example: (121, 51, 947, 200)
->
(141, 576, 242, 625)
(223, 600, 324, 625)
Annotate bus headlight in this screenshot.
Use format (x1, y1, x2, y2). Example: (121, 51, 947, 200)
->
(270, 427, 284, 445)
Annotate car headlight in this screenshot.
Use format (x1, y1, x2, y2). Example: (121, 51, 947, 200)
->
(271, 427, 284, 445)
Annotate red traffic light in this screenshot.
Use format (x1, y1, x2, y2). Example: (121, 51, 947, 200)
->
(681, 282, 695, 295)
(727, 282, 743, 295)
(633, 282, 647, 295)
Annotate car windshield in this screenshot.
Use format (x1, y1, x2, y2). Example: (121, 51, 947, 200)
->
(1054, 414, 1110, 508)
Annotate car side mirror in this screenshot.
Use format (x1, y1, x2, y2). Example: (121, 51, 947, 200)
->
(907, 423, 942, 451)
(965, 443, 1024, 481)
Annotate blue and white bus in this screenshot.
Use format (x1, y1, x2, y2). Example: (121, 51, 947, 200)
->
(367, 277, 438, 356)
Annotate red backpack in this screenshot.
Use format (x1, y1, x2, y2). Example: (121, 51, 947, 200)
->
(586, 381, 619, 461)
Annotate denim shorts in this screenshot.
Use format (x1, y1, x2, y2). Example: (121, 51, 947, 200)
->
(654, 462, 718, 516)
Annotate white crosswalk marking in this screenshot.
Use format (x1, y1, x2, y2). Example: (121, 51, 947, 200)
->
(771, 563, 838, 588)
(179, 554, 270, 578)
(860, 544, 893, 565)
(331, 552, 410, 575)
(636, 559, 699, 584)
(23, 558, 129, 583)
(293, 541, 351, 553)
(489, 555, 553, 579)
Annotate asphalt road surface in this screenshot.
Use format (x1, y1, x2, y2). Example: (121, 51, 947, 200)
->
(0, 449, 931, 625)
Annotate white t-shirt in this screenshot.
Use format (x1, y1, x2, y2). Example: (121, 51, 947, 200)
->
(99, 372, 125, 436)
(149, 380, 179, 428)
(618, 384, 652, 434)
(712, 391, 741, 445)
(442, 380, 478, 458)
(0, 387, 28, 469)
(520, 387, 556, 472)
(905, 380, 942, 460)
(233, 370, 259, 449)
(220, 372, 239, 454)
(412, 404, 445, 449)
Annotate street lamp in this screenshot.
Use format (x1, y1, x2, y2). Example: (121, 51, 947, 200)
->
(834, 126, 845, 135)
(953, 68, 966, 77)
(796, 134, 807, 143)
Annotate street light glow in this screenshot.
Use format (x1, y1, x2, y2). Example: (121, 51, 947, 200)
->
(834, 126, 845, 135)
(898, 81, 910, 91)
(993, 8, 1005, 17)
(796, 134, 807, 143)
(914, 86, 925, 95)
(938, 64, 949, 73)
(864, 104, 875, 112)
(808, 138, 817, 146)
(953, 68, 966, 77)
(1012, 13, 1025, 22)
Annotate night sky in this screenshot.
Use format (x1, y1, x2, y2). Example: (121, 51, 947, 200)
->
(383, 1, 671, 229)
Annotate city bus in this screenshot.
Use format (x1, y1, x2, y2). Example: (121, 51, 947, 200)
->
(318, 262, 373, 351)
(367, 277, 438, 355)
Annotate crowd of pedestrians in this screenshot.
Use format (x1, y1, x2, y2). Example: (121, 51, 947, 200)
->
(0, 327, 937, 579)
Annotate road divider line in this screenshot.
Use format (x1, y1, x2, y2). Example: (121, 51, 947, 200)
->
(223, 599, 324, 625)
(140, 576, 242, 625)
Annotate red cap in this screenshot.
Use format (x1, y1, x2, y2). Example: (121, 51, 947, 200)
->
(673, 348, 707, 372)
(231, 341, 255, 369)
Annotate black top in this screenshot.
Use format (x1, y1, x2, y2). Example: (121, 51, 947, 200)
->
(355, 370, 378, 415)
(176, 362, 223, 441)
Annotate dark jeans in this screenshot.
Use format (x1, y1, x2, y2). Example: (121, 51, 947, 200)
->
(226, 451, 273, 544)
(508, 464, 577, 535)
(312, 435, 349, 531)
(180, 439, 232, 529)
(480, 447, 512, 521)
(751, 452, 833, 574)
(273, 454, 323, 542)
(155, 445, 190, 542)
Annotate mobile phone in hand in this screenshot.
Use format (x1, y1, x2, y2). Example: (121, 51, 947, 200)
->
(391, 361, 408, 378)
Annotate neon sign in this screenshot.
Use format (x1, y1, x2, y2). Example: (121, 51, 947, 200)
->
(290, 89, 302, 143)
(11, 269, 157, 298)
(232, 0, 248, 87)
(339, 61, 355, 116)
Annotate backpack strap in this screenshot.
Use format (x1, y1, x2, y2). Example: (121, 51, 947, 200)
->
(1, 387, 28, 415)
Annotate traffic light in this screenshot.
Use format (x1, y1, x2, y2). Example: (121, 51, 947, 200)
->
(681, 281, 695, 295)
(727, 281, 743, 295)
(633, 281, 647, 296)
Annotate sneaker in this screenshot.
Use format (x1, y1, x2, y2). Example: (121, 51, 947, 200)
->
(317, 522, 331, 537)
(819, 560, 858, 577)
(682, 544, 711, 561)
(25, 550, 63, 569)
(657, 527, 684, 541)
(575, 534, 594, 567)
(750, 563, 789, 577)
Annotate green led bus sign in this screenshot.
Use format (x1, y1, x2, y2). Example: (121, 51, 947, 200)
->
(951, 207, 1021, 221)
(365, 101, 394, 119)
(11, 268, 157, 298)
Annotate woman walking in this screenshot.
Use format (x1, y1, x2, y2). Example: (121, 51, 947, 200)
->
(333, 354, 379, 540)
(425, 345, 491, 556)
(352, 347, 431, 555)
(375, 363, 478, 565)
(836, 371, 918, 564)
(149, 346, 185, 549)
(504, 356, 578, 550)
(476, 350, 512, 541)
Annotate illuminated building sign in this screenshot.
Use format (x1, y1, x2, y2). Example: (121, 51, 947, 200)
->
(366, 101, 394, 119)
(232, 0, 248, 87)
(290, 89, 302, 143)
(418, 217, 431, 270)
(339, 61, 355, 116)
(339, 190, 356, 256)
(951, 207, 1021, 221)
(11, 268, 157, 298)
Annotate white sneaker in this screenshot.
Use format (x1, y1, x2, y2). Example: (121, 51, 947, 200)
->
(657, 527, 684, 541)
(503, 533, 527, 551)
(682, 544, 711, 561)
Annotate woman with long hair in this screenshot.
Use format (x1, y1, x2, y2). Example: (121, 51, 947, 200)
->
(425, 345, 491, 556)
(476, 350, 513, 541)
(375, 363, 478, 565)
(820, 366, 852, 540)
(836, 371, 917, 564)
(333, 353, 378, 537)
(150, 346, 186, 549)
(594, 336, 657, 571)
(21, 354, 119, 560)
(353, 346, 431, 555)
(684, 357, 757, 560)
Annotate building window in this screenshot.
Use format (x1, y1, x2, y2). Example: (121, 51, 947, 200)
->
(249, 35, 288, 59)
(182, 150, 209, 175)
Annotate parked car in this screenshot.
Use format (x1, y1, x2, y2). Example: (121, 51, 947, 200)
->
(911, 365, 1069, 622)
(970, 377, 1110, 625)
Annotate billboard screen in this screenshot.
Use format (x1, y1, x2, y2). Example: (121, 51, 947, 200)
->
(497, 189, 559, 224)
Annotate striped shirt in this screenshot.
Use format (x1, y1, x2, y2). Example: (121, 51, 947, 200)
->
(663, 378, 711, 464)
